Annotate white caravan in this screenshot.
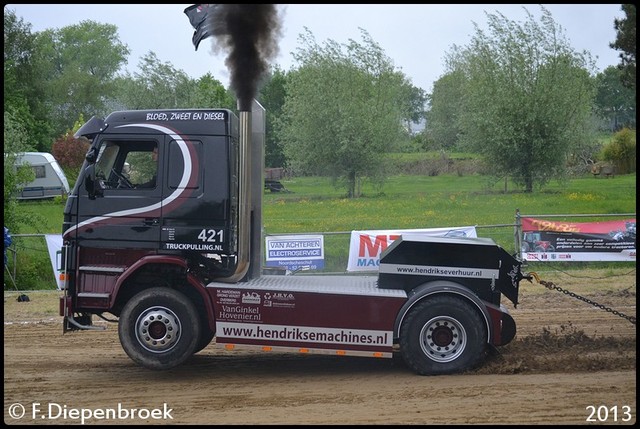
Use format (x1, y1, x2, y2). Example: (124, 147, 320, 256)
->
(15, 152, 70, 200)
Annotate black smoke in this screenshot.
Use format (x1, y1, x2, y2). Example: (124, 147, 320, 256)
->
(205, 4, 282, 111)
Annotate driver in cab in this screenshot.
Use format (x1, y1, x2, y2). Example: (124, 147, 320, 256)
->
(135, 146, 158, 188)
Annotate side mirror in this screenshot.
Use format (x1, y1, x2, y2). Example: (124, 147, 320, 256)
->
(84, 164, 104, 200)
(85, 147, 98, 163)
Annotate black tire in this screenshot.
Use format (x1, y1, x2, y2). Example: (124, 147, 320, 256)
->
(194, 326, 215, 354)
(192, 296, 215, 354)
(118, 287, 201, 370)
(399, 295, 487, 375)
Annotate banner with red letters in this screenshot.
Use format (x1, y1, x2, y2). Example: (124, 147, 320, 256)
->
(520, 217, 636, 262)
(347, 226, 478, 272)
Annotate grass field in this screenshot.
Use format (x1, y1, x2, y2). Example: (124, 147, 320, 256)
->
(263, 173, 636, 232)
(5, 172, 636, 289)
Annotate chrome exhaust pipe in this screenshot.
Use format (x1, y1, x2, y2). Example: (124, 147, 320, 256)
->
(219, 109, 252, 283)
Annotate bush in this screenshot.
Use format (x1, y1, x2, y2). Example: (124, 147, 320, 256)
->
(51, 132, 91, 189)
(601, 128, 636, 174)
(4, 111, 36, 232)
(4, 235, 56, 291)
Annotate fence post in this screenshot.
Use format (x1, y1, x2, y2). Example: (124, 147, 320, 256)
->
(514, 208, 522, 259)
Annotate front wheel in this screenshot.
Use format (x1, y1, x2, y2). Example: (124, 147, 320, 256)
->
(399, 295, 487, 375)
(118, 287, 201, 370)
(195, 326, 215, 354)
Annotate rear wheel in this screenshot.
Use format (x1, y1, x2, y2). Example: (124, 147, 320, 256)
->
(400, 295, 487, 375)
(118, 287, 201, 370)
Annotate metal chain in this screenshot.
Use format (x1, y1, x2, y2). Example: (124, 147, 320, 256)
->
(524, 272, 636, 325)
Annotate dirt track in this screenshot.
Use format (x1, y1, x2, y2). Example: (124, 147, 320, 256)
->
(3, 271, 637, 425)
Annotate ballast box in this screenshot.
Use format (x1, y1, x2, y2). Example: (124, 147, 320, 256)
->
(377, 234, 521, 305)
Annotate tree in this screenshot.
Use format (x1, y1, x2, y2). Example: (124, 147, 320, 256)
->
(400, 82, 427, 138)
(51, 120, 91, 189)
(112, 53, 234, 111)
(601, 128, 636, 174)
(32, 20, 130, 139)
(4, 9, 33, 117)
(426, 68, 467, 150)
(112, 51, 193, 110)
(188, 72, 235, 110)
(258, 66, 288, 168)
(279, 28, 409, 198)
(609, 4, 636, 91)
(3, 112, 36, 232)
(3, 8, 52, 152)
(594, 66, 636, 131)
(445, 6, 597, 192)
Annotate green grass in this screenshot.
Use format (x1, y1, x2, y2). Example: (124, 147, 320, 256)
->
(12, 198, 66, 233)
(5, 172, 636, 288)
(387, 151, 480, 161)
(264, 173, 636, 233)
(263, 173, 636, 271)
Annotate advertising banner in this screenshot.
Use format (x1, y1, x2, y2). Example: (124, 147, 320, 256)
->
(347, 226, 478, 272)
(265, 234, 325, 271)
(44, 234, 64, 290)
(520, 217, 636, 262)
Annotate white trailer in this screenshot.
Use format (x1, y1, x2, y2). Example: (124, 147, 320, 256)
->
(15, 152, 70, 200)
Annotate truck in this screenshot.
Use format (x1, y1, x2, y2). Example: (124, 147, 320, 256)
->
(521, 231, 555, 253)
(60, 102, 524, 375)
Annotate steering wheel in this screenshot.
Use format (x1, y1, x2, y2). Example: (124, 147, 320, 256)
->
(111, 168, 134, 189)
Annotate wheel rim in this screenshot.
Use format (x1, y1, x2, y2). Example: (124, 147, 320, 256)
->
(135, 306, 182, 353)
(419, 315, 466, 363)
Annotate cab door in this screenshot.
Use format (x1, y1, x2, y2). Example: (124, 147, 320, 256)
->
(70, 135, 165, 249)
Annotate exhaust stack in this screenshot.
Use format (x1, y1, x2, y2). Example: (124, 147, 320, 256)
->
(218, 101, 265, 283)
(222, 110, 252, 283)
(249, 101, 266, 280)
(188, 5, 279, 282)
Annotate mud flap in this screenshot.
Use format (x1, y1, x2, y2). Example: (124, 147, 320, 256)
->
(498, 311, 517, 346)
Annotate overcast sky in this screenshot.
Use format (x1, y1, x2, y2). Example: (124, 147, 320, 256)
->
(6, 4, 625, 93)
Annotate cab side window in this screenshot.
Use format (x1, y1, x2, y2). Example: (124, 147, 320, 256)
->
(129, 146, 158, 188)
(94, 141, 158, 190)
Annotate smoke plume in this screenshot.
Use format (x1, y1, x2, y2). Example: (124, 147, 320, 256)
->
(206, 4, 282, 111)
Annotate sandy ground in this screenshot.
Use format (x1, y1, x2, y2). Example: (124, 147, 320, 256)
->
(4, 270, 637, 425)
